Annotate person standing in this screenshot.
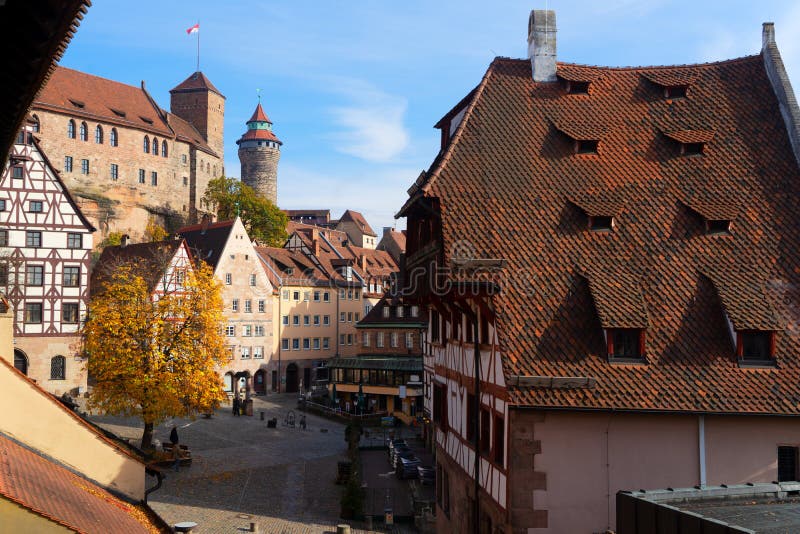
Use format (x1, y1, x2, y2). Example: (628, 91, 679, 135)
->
(169, 426, 180, 472)
(232, 396, 240, 417)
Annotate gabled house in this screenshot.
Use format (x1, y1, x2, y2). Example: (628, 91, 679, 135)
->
(398, 11, 800, 533)
(336, 209, 378, 249)
(178, 217, 274, 397)
(1, 119, 95, 393)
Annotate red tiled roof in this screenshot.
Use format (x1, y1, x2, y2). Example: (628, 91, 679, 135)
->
(238, 127, 281, 144)
(581, 266, 649, 329)
(641, 68, 699, 87)
(406, 53, 800, 413)
(248, 102, 271, 123)
(339, 209, 377, 237)
(0, 434, 159, 534)
(256, 245, 328, 287)
(569, 192, 625, 217)
(177, 219, 236, 270)
(92, 240, 186, 296)
(557, 64, 604, 83)
(663, 129, 716, 144)
(169, 71, 223, 97)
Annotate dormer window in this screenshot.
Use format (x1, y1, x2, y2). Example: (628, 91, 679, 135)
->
(706, 219, 731, 235)
(576, 139, 599, 154)
(69, 99, 85, 109)
(567, 81, 590, 94)
(682, 142, 704, 156)
(737, 330, 775, 363)
(664, 85, 688, 99)
(589, 215, 613, 231)
(663, 130, 713, 157)
(607, 328, 645, 361)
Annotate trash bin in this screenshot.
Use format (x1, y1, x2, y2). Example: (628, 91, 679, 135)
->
(245, 399, 254, 416)
(384, 508, 393, 525)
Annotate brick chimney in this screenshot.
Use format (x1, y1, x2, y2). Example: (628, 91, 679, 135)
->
(360, 254, 367, 271)
(312, 238, 321, 257)
(528, 10, 557, 82)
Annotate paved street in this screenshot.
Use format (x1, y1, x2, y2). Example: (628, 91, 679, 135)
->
(89, 393, 416, 533)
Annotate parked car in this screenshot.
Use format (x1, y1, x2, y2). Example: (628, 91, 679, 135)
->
(387, 438, 407, 459)
(389, 443, 410, 464)
(396, 456, 421, 479)
(391, 447, 416, 468)
(417, 465, 435, 485)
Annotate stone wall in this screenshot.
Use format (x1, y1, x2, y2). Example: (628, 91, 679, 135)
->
(239, 145, 279, 204)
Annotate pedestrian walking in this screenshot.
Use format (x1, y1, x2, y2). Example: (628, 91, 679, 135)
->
(169, 425, 180, 472)
(232, 396, 240, 417)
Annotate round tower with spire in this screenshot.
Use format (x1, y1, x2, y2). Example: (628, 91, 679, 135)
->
(237, 99, 282, 205)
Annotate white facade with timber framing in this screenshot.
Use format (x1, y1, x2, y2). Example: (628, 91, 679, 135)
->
(0, 121, 95, 393)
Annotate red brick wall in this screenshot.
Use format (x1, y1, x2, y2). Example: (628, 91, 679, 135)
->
(357, 326, 423, 355)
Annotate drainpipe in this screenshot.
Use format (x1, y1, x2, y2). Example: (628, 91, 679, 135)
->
(699, 415, 707, 488)
(277, 285, 282, 393)
(144, 467, 163, 503)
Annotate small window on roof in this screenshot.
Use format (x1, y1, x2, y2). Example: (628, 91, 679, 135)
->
(576, 139, 598, 154)
(706, 219, 731, 235)
(140, 116, 154, 124)
(69, 99, 85, 109)
(589, 215, 613, 231)
(683, 142, 704, 156)
(607, 328, 645, 361)
(567, 81, 590, 94)
(665, 85, 688, 99)
(738, 331, 774, 362)
(110, 108, 126, 118)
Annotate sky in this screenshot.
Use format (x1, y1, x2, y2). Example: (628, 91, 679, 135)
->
(60, 1, 800, 233)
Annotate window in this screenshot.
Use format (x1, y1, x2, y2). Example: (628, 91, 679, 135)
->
(29, 201, 43, 213)
(26, 265, 44, 286)
(363, 332, 370, 347)
(778, 446, 798, 482)
(304, 291, 310, 301)
(152, 137, 159, 156)
(347, 290, 353, 300)
(494, 415, 505, 465)
(281, 339, 289, 350)
(739, 331, 774, 362)
(0, 230, 8, 247)
(340, 334, 346, 346)
(241, 346, 250, 359)
(433, 383, 448, 430)
(665, 85, 688, 99)
(313, 338, 320, 350)
(466, 393, 476, 441)
(405, 332, 413, 349)
(67, 233, 82, 249)
(340, 289, 346, 299)
(95, 125, 103, 144)
(347, 334, 353, 345)
(282, 290, 289, 300)
(323, 338, 330, 350)
(347, 312, 353, 322)
(138, 169, 145, 184)
(151, 171, 157, 186)
(707, 219, 731, 235)
(225, 273, 232, 285)
(323, 315, 330, 326)
(26, 231, 42, 248)
(397, 306, 404, 318)
(64, 156, 73, 172)
(390, 332, 398, 348)
(0, 201, 4, 212)
(567, 80, 590, 94)
(143, 137, 150, 153)
(81, 159, 89, 174)
(293, 315, 300, 326)
(254, 346, 264, 359)
(304, 315, 310, 326)
(577, 139, 599, 154)
(182, 154, 187, 164)
(226, 325, 235, 337)
(245, 300, 252, 313)
(79, 122, 88, 141)
(480, 312, 490, 344)
(254, 325, 264, 336)
(355, 312, 360, 322)
(292, 338, 300, 350)
(110, 163, 119, 181)
(62, 303, 79, 324)
(25, 303, 42, 323)
(50, 356, 66, 380)
(683, 142, 704, 156)
(110, 128, 118, 147)
(480, 408, 491, 455)
(282, 315, 289, 325)
(258, 300, 265, 312)
(313, 291, 320, 301)
(313, 315, 320, 326)
(608, 328, 644, 360)
(293, 291, 300, 301)
(63, 266, 80, 287)
(383, 306, 390, 318)
(323, 292, 330, 302)
(376, 332, 385, 348)
(162, 140, 168, 157)
(231, 299, 239, 312)
(340, 312, 346, 323)
(355, 290, 360, 299)
(243, 325, 252, 337)
(303, 338, 310, 350)
(250, 274, 257, 286)
(11, 166, 23, 179)
(590, 215, 613, 231)
(67, 120, 76, 139)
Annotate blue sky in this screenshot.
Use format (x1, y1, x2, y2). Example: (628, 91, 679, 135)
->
(61, 1, 800, 233)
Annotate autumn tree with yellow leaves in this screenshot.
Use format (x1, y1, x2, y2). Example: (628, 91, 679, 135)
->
(84, 252, 228, 450)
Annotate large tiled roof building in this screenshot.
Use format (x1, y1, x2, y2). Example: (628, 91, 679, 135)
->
(399, 11, 800, 533)
(29, 67, 224, 241)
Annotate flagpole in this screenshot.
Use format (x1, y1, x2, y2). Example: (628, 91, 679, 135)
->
(196, 20, 200, 72)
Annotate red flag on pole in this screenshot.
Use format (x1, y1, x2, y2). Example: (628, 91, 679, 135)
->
(186, 23, 199, 35)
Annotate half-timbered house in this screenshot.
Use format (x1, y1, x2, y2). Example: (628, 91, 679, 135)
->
(1, 119, 95, 393)
(398, 12, 800, 533)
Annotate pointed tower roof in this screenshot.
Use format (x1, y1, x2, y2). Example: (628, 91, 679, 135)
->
(248, 102, 272, 124)
(170, 71, 224, 97)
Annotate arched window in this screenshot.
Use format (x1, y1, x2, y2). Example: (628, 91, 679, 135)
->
(50, 355, 66, 380)
(110, 128, 118, 147)
(95, 125, 103, 144)
(32, 115, 40, 132)
(152, 137, 159, 155)
(67, 120, 76, 139)
(79, 122, 87, 141)
(13, 350, 28, 375)
(206, 162, 210, 173)
(143, 136, 150, 153)
(213, 165, 216, 176)
(162, 140, 168, 157)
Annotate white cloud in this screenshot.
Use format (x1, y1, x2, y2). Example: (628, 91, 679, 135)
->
(325, 79, 410, 163)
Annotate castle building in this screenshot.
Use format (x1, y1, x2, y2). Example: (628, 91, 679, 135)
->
(29, 67, 225, 240)
(237, 101, 282, 205)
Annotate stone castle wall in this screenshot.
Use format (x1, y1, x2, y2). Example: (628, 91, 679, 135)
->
(170, 90, 226, 157)
(239, 145, 279, 205)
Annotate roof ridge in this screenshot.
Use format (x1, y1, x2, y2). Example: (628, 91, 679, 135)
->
(491, 53, 761, 72)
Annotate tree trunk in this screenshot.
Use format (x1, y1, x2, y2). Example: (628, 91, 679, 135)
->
(141, 421, 155, 451)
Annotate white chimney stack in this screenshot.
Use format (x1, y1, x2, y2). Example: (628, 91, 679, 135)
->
(528, 10, 557, 82)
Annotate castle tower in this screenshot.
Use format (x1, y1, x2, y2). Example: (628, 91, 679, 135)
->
(169, 72, 225, 157)
(237, 101, 282, 205)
